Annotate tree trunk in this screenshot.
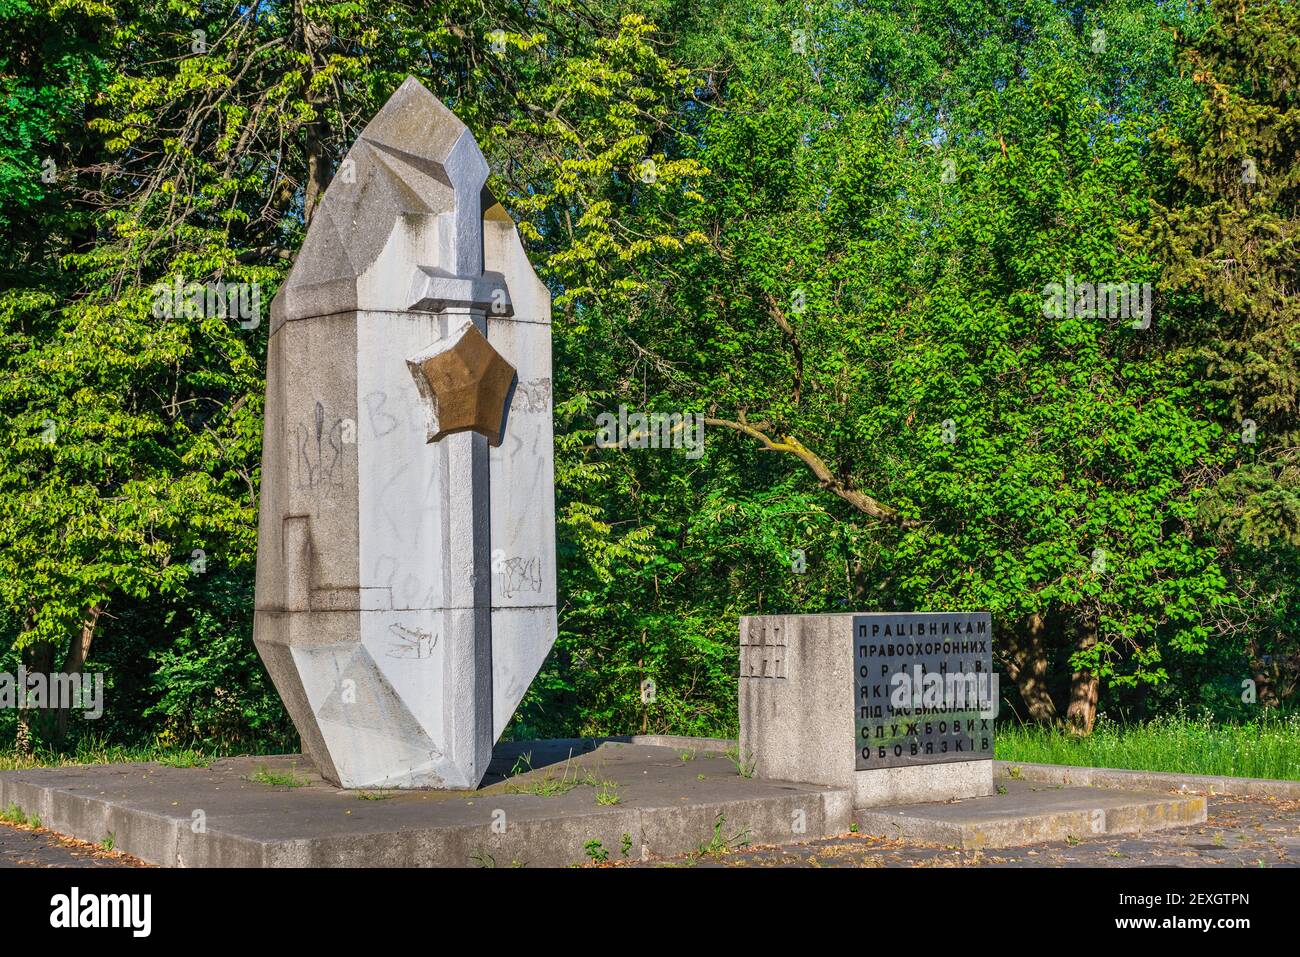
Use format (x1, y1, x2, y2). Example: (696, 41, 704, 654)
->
(847, 552, 875, 607)
(53, 603, 102, 743)
(1065, 617, 1100, 735)
(18, 641, 54, 751)
(1001, 610, 1058, 723)
(294, 0, 331, 224)
(1245, 638, 1280, 707)
(14, 714, 32, 756)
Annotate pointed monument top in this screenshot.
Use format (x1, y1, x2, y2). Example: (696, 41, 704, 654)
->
(270, 77, 494, 329)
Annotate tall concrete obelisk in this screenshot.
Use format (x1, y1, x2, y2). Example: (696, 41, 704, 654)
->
(254, 77, 556, 789)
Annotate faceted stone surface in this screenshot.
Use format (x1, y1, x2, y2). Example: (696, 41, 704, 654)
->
(254, 77, 556, 790)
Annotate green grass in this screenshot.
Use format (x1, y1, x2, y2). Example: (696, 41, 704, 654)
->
(594, 782, 621, 806)
(0, 740, 186, 772)
(996, 713, 1300, 781)
(0, 803, 42, 830)
(506, 757, 586, 797)
(696, 812, 751, 858)
(0, 734, 283, 772)
(506, 756, 624, 804)
(0, 802, 28, 827)
(247, 766, 308, 788)
(509, 751, 534, 776)
(723, 746, 756, 779)
(156, 749, 213, 769)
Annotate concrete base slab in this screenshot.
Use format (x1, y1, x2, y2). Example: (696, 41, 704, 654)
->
(855, 759, 993, 808)
(854, 778, 1207, 849)
(0, 739, 851, 867)
(995, 760, 1300, 800)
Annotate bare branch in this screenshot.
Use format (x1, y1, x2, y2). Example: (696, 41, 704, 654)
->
(704, 416, 911, 524)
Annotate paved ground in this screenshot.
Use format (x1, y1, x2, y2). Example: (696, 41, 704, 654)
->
(0, 821, 142, 868)
(630, 794, 1300, 867)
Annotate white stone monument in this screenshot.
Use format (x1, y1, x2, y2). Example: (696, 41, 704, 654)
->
(253, 77, 556, 789)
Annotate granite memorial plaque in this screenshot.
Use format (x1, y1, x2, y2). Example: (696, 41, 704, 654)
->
(853, 612, 995, 770)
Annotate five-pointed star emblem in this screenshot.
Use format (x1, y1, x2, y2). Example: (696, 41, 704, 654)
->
(407, 321, 517, 446)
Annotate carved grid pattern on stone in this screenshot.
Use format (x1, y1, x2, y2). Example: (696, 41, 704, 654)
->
(741, 620, 787, 680)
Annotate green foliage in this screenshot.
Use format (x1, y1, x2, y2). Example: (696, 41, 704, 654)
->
(0, 0, 1296, 755)
(0, 0, 705, 750)
(527, 0, 1250, 738)
(140, 568, 294, 749)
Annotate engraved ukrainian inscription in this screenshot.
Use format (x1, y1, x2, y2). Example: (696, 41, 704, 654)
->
(854, 612, 994, 770)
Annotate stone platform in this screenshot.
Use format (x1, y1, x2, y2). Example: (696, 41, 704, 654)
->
(0, 739, 1216, 865)
(854, 775, 1207, 849)
(0, 738, 849, 867)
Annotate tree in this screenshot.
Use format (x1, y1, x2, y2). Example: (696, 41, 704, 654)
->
(548, 0, 1230, 734)
(1149, 0, 1300, 708)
